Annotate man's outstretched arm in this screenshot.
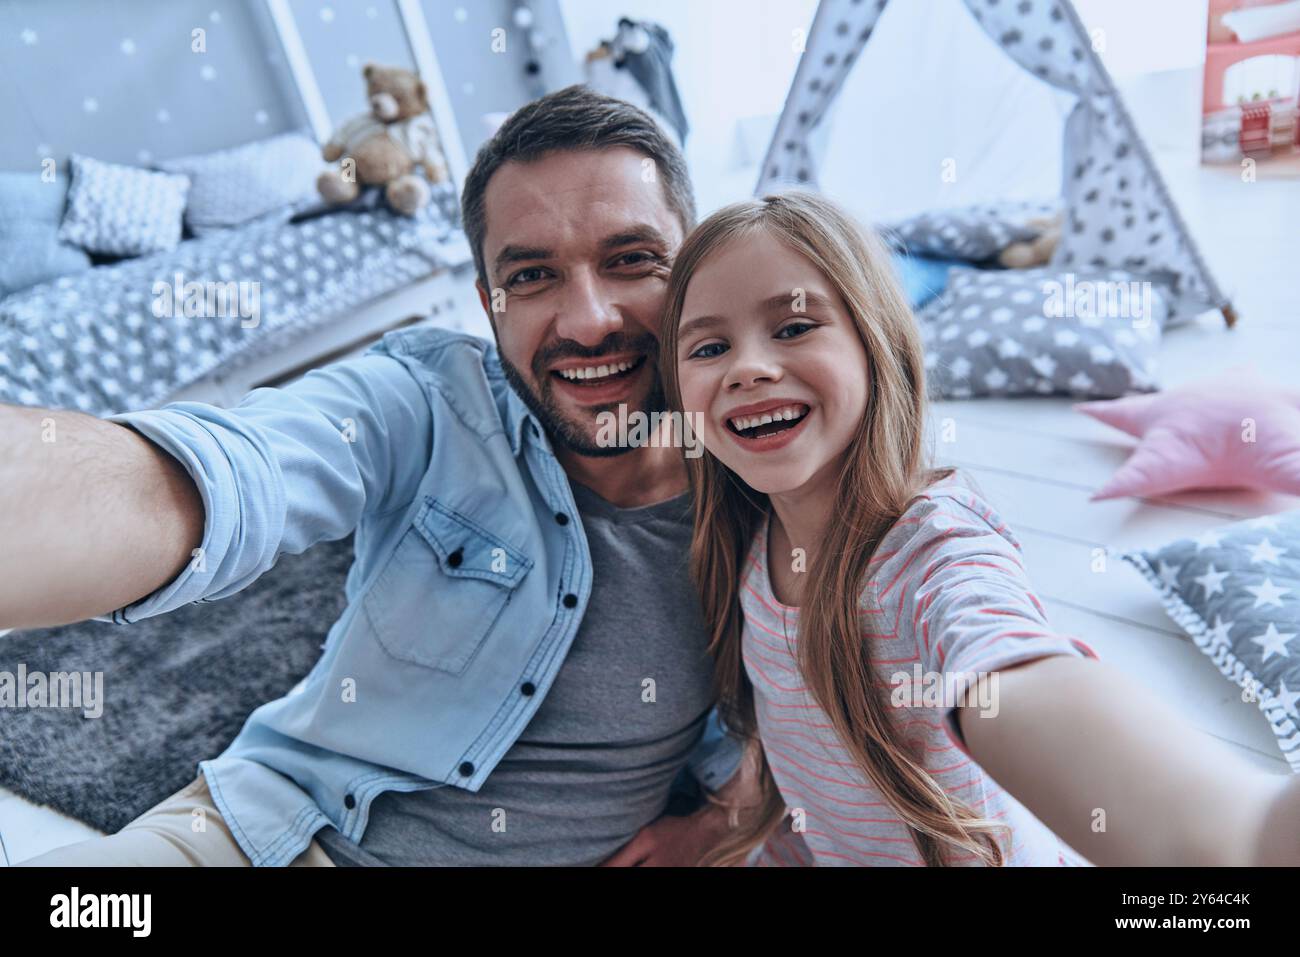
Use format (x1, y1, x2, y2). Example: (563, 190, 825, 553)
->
(0, 403, 204, 630)
(0, 348, 434, 632)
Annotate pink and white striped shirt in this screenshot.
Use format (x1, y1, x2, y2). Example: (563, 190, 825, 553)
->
(744, 469, 1098, 867)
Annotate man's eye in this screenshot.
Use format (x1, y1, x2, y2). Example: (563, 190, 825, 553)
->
(613, 251, 657, 267)
(507, 267, 547, 287)
(687, 342, 727, 360)
(776, 320, 816, 339)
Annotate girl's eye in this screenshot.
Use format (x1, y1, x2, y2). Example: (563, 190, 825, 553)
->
(507, 267, 548, 287)
(687, 342, 727, 360)
(776, 320, 816, 339)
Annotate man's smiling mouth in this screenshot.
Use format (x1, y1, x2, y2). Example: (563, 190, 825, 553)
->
(549, 354, 647, 386)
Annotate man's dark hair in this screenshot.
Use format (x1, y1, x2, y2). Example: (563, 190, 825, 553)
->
(460, 84, 697, 292)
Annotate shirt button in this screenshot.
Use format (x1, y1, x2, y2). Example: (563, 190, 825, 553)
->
(344, 793, 356, 809)
(447, 547, 464, 568)
(554, 512, 569, 526)
(520, 681, 536, 696)
(562, 593, 578, 608)
(459, 761, 475, 777)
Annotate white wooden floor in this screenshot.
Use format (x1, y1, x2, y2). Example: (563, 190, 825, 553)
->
(1, 150, 1297, 866)
(926, 151, 1300, 787)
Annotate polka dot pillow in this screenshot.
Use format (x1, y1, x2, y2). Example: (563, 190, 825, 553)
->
(58, 153, 190, 257)
(882, 200, 1058, 263)
(916, 266, 1168, 400)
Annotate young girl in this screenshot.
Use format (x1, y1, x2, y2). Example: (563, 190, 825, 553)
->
(660, 191, 1300, 867)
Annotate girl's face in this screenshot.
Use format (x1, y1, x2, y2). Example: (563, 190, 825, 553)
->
(675, 230, 872, 496)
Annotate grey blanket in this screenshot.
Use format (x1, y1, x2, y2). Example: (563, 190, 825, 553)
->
(0, 536, 353, 834)
(0, 196, 467, 417)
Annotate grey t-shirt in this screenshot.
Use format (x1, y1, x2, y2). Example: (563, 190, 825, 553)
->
(314, 480, 716, 865)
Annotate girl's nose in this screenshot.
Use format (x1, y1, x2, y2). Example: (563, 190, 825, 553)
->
(724, 345, 782, 391)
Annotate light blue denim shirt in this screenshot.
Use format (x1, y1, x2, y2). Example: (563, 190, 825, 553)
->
(94, 326, 740, 866)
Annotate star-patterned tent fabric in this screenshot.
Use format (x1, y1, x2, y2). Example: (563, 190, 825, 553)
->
(1122, 511, 1300, 772)
(757, 0, 1230, 324)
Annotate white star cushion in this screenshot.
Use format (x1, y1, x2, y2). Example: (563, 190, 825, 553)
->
(916, 265, 1168, 399)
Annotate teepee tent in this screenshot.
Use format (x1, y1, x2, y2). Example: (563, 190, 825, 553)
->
(757, 0, 1234, 326)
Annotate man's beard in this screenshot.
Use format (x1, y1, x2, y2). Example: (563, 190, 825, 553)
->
(497, 333, 667, 458)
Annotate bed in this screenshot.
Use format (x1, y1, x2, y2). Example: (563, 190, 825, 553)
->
(0, 200, 485, 416)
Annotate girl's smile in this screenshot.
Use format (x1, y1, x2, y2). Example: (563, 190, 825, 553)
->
(675, 229, 871, 495)
(722, 399, 813, 453)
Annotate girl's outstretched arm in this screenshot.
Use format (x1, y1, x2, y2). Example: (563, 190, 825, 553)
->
(957, 655, 1300, 866)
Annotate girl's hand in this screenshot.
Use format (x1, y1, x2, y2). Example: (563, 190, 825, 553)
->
(1251, 772, 1300, 866)
(958, 654, 1299, 866)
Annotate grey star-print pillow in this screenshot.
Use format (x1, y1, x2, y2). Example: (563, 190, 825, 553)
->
(881, 200, 1058, 262)
(1120, 511, 1300, 772)
(916, 265, 1167, 399)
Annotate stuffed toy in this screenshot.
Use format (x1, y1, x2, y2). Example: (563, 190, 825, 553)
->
(998, 212, 1062, 269)
(316, 63, 448, 216)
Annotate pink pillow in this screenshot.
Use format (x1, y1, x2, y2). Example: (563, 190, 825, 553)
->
(1074, 365, 1300, 500)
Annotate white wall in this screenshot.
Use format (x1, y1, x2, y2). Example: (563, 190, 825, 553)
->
(554, 0, 1211, 212)
(558, 0, 818, 214)
(1072, 0, 1210, 158)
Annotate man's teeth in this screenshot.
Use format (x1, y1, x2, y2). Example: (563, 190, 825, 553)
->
(557, 359, 637, 381)
(729, 404, 809, 432)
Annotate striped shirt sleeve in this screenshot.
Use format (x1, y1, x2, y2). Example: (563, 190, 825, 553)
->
(872, 485, 1099, 752)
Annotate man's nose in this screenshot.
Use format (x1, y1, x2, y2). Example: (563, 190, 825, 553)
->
(554, 270, 622, 347)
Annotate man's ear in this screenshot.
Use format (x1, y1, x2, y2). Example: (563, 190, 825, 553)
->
(475, 278, 502, 339)
(416, 80, 428, 105)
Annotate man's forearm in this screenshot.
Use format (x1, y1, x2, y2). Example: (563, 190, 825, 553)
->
(0, 403, 204, 630)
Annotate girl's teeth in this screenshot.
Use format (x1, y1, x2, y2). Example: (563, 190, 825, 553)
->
(730, 404, 808, 431)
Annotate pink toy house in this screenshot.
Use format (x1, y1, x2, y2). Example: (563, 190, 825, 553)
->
(1202, 0, 1300, 162)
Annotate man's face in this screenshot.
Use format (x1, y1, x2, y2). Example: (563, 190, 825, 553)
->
(477, 147, 685, 456)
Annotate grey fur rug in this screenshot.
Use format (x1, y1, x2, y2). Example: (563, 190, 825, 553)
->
(0, 536, 354, 834)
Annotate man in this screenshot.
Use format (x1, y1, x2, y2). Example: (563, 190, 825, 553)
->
(2, 85, 750, 866)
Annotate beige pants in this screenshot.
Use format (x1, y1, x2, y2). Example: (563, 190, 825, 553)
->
(17, 774, 336, 867)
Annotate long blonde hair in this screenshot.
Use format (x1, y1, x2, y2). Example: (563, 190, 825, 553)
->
(660, 191, 1011, 867)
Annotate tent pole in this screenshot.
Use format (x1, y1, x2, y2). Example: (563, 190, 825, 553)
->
(1057, 1, 1232, 328)
(755, 0, 833, 196)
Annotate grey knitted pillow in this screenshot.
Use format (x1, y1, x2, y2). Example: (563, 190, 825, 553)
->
(158, 130, 322, 232)
(58, 154, 189, 257)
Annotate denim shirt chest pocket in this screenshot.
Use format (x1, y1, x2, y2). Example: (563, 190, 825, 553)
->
(362, 496, 534, 674)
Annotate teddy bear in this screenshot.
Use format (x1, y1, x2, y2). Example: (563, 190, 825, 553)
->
(316, 63, 449, 217)
(998, 213, 1062, 269)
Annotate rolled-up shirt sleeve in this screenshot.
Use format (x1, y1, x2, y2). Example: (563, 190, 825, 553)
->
(682, 706, 744, 793)
(92, 350, 434, 624)
(892, 493, 1099, 755)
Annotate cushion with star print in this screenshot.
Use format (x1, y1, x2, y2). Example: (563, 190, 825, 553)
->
(1120, 510, 1300, 771)
(916, 265, 1168, 400)
(1075, 365, 1300, 500)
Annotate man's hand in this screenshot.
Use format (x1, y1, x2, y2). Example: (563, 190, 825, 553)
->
(601, 739, 765, 866)
(599, 802, 731, 867)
